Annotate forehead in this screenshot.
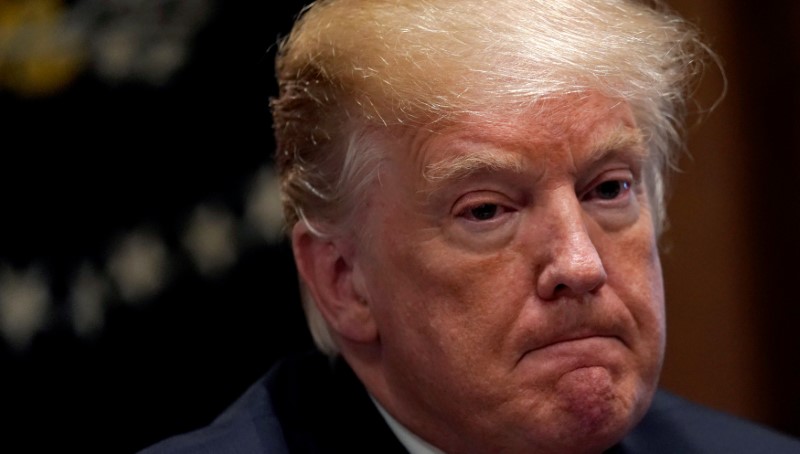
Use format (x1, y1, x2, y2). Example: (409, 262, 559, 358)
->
(395, 93, 643, 179)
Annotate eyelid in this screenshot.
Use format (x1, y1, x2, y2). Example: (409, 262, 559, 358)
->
(579, 168, 635, 201)
(452, 191, 518, 226)
(457, 203, 507, 222)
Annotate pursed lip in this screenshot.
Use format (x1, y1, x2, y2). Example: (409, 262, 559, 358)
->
(540, 333, 622, 349)
(516, 330, 627, 366)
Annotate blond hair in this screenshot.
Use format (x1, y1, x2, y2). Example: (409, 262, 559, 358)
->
(271, 0, 709, 355)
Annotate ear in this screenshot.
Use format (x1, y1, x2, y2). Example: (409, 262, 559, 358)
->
(291, 221, 378, 344)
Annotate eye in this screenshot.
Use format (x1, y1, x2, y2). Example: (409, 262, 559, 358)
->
(461, 203, 503, 221)
(454, 193, 517, 223)
(451, 190, 519, 232)
(584, 179, 632, 202)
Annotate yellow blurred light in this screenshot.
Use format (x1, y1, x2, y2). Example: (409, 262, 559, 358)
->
(0, 0, 86, 97)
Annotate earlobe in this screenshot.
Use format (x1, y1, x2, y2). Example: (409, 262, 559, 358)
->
(291, 222, 378, 345)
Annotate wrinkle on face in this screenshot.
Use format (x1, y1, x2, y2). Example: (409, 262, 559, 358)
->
(345, 92, 665, 454)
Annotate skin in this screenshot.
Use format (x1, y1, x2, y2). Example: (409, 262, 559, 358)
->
(295, 92, 666, 453)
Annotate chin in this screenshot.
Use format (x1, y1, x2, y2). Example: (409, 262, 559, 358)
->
(547, 369, 653, 453)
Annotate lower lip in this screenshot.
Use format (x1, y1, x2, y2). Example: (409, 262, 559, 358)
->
(517, 336, 626, 375)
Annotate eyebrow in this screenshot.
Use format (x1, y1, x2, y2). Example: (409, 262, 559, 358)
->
(584, 126, 647, 166)
(422, 149, 526, 183)
(421, 126, 646, 189)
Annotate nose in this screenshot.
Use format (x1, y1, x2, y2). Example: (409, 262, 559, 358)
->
(535, 196, 607, 301)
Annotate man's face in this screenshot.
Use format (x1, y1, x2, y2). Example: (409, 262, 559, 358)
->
(350, 93, 665, 453)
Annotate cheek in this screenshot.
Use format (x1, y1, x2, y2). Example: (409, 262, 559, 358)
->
(371, 236, 530, 363)
(368, 240, 538, 419)
(603, 223, 666, 361)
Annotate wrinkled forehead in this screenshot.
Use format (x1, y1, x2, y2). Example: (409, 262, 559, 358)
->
(378, 92, 646, 175)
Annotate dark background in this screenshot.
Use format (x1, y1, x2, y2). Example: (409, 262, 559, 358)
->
(1, 1, 314, 452)
(1, 1, 798, 452)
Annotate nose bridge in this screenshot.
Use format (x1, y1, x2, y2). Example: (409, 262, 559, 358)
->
(535, 190, 606, 299)
(550, 194, 597, 261)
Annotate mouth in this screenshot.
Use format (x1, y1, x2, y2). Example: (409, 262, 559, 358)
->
(516, 333, 627, 368)
(541, 334, 622, 349)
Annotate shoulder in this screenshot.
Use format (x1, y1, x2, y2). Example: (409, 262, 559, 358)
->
(617, 390, 800, 454)
(137, 350, 405, 454)
(137, 370, 289, 454)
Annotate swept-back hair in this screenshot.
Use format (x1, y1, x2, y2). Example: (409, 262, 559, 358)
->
(271, 0, 710, 355)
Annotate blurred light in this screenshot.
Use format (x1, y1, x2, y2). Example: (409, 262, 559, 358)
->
(0, 0, 86, 96)
(182, 204, 238, 277)
(0, 162, 287, 345)
(245, 167, 285, 242)
(107, 229, 169, 303)
(0, 0, 214, 96)
(82, 0, 213, 85)
(69, 263, 110, 338)
(0, 265, 51, 351)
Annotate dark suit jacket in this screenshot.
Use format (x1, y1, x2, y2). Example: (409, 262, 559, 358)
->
(140, 350, 800, 453)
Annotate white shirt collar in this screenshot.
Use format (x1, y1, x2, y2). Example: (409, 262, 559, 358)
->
(371, 396, 447, 454)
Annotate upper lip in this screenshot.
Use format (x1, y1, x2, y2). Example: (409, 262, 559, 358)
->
(517, 328, 625, 364)
(550, 330, 617, 344)
(539, 332, 617, 349)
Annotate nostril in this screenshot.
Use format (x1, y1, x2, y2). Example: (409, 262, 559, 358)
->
(554, 283, 567, 293)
